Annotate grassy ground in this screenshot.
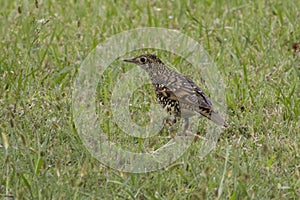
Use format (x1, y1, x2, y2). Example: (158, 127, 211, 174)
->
(1, 0, 300, 199)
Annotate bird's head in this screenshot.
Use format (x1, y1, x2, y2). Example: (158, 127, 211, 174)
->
(123, 54, 163, 70)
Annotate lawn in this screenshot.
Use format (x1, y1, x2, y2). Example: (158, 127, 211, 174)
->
(1, 0, 299, 199)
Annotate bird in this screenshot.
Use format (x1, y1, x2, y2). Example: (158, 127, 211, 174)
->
(123, 54, 227, 134)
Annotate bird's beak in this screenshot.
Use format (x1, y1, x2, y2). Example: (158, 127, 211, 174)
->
(123, 58, 136, 63)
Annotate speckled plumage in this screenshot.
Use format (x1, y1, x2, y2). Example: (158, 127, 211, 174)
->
(123, 54, 227, 132)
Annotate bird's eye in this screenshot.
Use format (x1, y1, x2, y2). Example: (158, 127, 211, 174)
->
(140, 57, 147, 64)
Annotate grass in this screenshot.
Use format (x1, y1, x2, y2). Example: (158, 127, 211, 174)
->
(1, 0, 300, 199)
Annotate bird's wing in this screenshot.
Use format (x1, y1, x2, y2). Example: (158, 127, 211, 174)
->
(185, 77, 213, 107)
(161, 74, 212, 110)
(154, 83, 178, 101)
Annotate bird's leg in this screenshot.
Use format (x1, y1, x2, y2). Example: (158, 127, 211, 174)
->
(163, 117, 173, 126)
(163, 115, 178, 138)
(182, 118, 189, 135)
(182, 118, 205, 141)
(163, 114, 177, 126)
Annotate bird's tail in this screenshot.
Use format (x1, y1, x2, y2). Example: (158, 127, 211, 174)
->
(199, 107, 227, 127)
(210, 110, 228, 127)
